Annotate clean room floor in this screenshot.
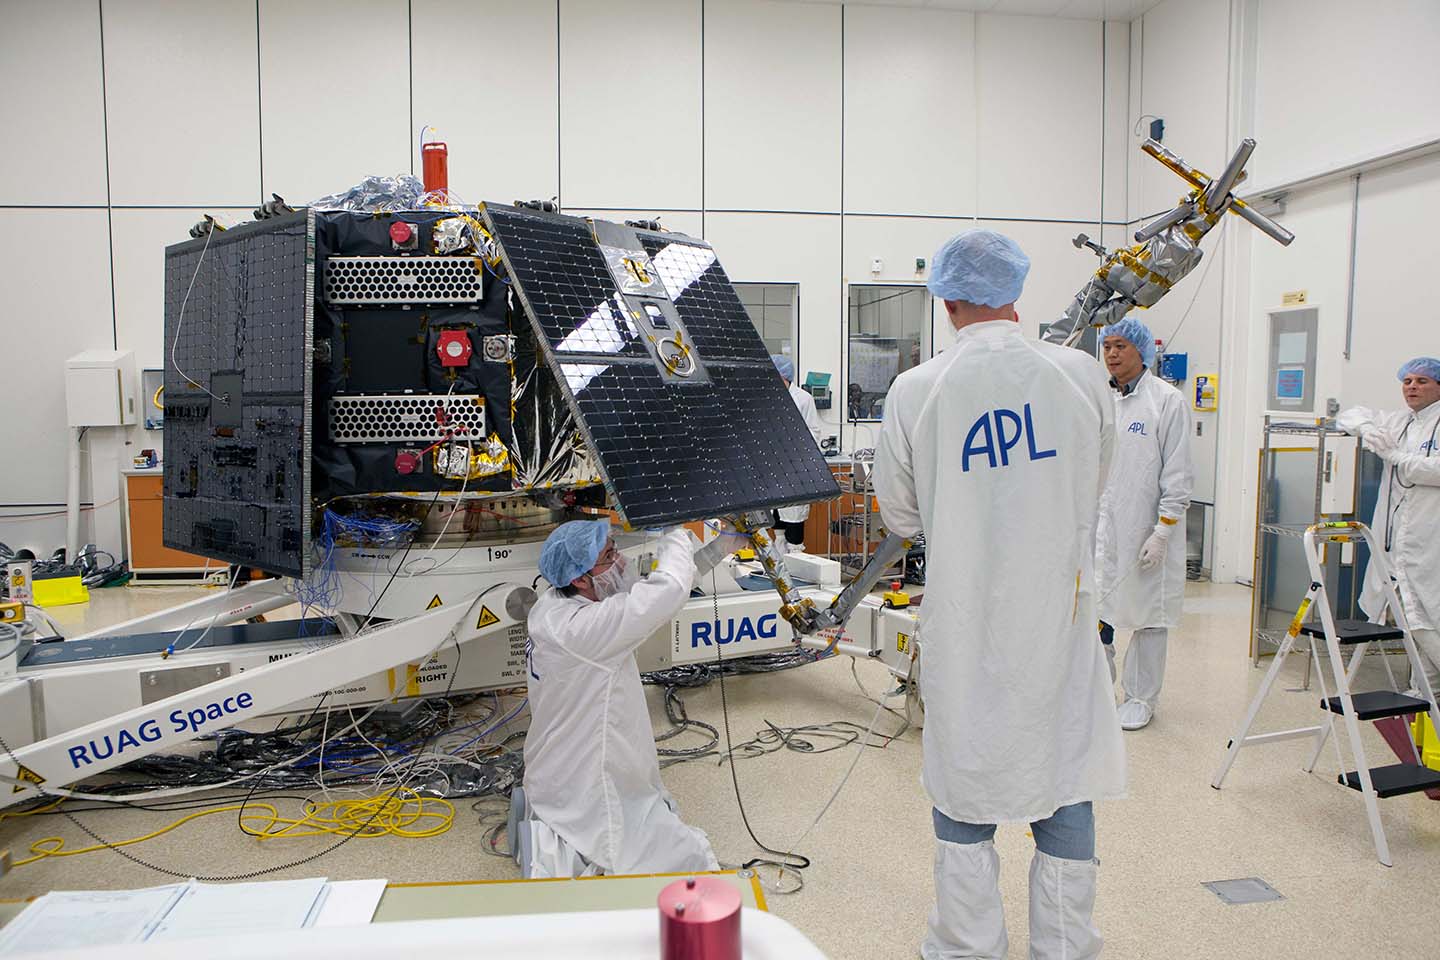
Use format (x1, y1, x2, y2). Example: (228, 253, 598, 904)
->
(2, 580, 1438, 958)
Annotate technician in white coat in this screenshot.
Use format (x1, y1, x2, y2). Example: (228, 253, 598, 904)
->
(1095, 316, 1193, 732)
(521, 519, 734, 877)
(1336, 356, 1440, 694)
(873, 229, 1125, 960)
(772, 354, 824, 552)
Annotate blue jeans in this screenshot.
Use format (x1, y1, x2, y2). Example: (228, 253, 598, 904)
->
(933, 801, 1095, 862)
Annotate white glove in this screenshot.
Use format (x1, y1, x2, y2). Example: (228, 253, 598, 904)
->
(1335, 406, 1376, 438)
(1365, 431, 1403, 463)
(1138, 523, 1172, 571)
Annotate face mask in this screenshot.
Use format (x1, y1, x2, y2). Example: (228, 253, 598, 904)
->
(590, 554, 639, 599)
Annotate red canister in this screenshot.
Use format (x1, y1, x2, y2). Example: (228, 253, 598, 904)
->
(421, 140, 449, 199)
(658, 876, 741, 960)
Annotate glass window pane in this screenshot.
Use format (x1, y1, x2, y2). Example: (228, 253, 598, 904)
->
(733, 282, 797, 361)
(847, 284, 931, 421)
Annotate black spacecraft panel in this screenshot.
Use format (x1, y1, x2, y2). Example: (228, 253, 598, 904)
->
(162, 211, 314, 577)
(481, 204, 839, 528)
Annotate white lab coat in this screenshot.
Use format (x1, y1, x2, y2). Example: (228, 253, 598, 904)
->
(777, 382, 825, 524)
(872, 319, 1126, 824)
(1342, 400, 1440, 631)
(522, 527, 717, 875)
(1095, 371, 1194, 630)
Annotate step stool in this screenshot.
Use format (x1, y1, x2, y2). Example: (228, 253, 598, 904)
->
(1211, 521, 1440, 866)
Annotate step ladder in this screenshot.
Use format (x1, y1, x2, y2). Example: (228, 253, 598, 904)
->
(1211, 521, 1440, 866)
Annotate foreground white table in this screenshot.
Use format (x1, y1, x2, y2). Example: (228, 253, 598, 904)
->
(34, 907, 827, 959)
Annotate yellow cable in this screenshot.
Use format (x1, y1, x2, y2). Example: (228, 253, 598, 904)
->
(244, 789, 454, 841)
(152, 384, 165, 410)
(0, 797, 64, 824)
(14, 803, 280, 867)
(12, 791, 454, 868)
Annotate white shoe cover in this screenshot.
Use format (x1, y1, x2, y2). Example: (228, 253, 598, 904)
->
(1028, 850, 1102, 960)
(1120, 627, 1167, 706)
(1116, 698, 1153, 730)
(921, 838, 1008, 960)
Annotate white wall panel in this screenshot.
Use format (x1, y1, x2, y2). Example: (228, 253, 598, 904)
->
(1101, 20, 1130, 223)
(704, 0, 841, 213)
(842, 215, 963, 289)
(260, 0, 410, 203)
(1254, 0, 1440, 189)
(843, 6, 976, 217)
(0, 0, 108, 205)
(1216, 179, 1351, 577)
(0, 210, 114, 511)
(703, 212, 843, 440)
(977, 219, 1096, 337)
(102, 0, 259, 205)
(411, 0, 558, 206)
(563, 209, 705, 239)
(1133, 0, 1228, 218)
(1344, 154, 1440, 411)
(560, 0, 701, 210)
(975, 14, 1103, 221)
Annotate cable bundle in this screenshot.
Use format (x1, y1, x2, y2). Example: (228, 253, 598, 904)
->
(290, 510, 419, 625)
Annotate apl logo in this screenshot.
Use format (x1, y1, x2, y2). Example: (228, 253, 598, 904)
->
(961, 403, 1057, 472)
(1127, 421, 1148, 436)
(692, 614, 778, 648)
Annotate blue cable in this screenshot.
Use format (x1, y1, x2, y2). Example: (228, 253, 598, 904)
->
(448, 698, 528, 756)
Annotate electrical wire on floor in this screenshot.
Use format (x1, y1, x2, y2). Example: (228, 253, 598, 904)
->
(0, 587, 515, 880)
(709, 566, 812, 892)
(0, 691, 530, 869)
(9, 791, 455, 868)
(847, 658, 914, 745)
(755, 640, 919, 895)
(705, 556, 921, 895)
(0, 456, 489, 878)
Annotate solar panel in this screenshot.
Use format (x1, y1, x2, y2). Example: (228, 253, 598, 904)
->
(162, 211, 314, 576)
(635, 233, 773, 364)
(482, 205, 839, 528)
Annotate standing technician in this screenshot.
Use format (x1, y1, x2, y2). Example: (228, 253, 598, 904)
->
(772, 354, 824, 552)
(873, 229, 1125, 959)
(1336, 356, 1440, 694)
(1094, 317, 1193, 731)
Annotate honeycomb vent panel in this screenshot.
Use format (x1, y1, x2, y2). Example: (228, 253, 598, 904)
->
(322, 256, 483, 305)
(328, 394, 485, 443)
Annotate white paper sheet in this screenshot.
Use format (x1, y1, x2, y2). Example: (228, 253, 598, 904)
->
(311, 879, 386, 928)
(147, 877, 329, 942)
(0, 884, 186, 954)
